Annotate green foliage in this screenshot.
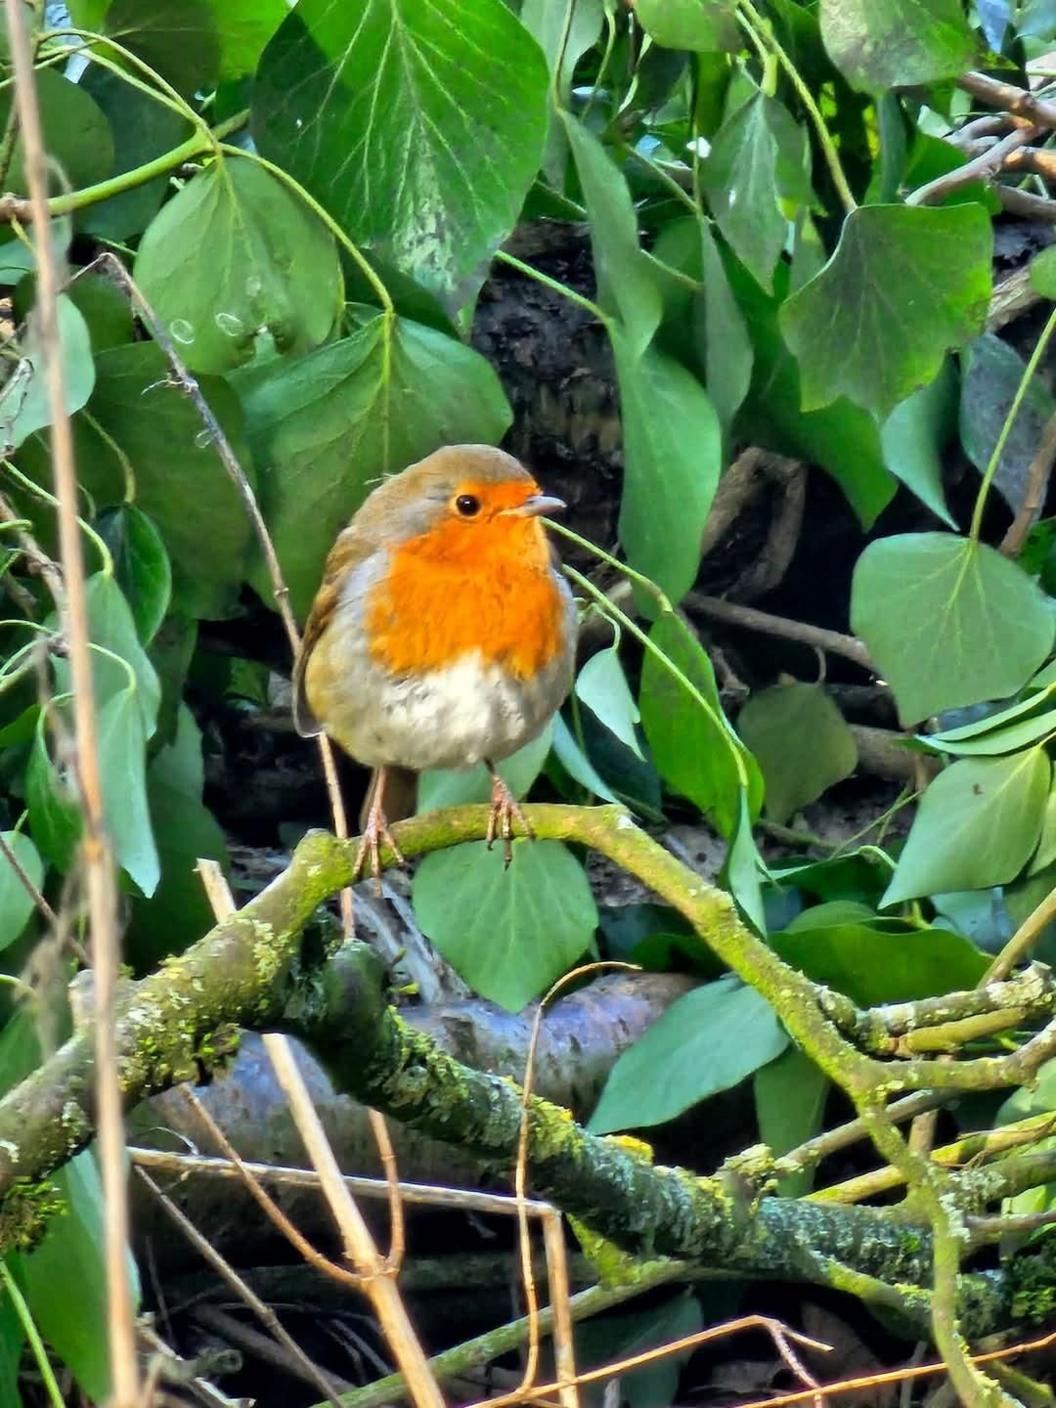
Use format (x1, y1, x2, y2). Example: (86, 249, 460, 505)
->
(413, 840, 597, 1011)
(738, 683, 858, 823)
(589, 975, 789, 1132)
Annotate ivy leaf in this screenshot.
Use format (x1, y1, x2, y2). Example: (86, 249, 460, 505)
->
(550, 714, 622, 805)
(135, 157, 343, 373)
(589, 975, 789, 1132)
(72, 343, 256, 620)
(773, 914, 989, 1000)
(236, 313, 511, 617)
(754, 1047, 828, 1196)
(701, 91, 807, 292)
(851, 533, 1055, 725)
(98, 685, 160, 896)
(575, 637, 643, 760)
(880, 359, 958, 528)
(728, 260, 896, 527)
(0, 296, 94, 450)
(418, 722, 553, 810)
(562, 115, 662, 357)
(253, 0, 548, 307)
(99, 0, 220, 97)
(413, 841, 597, 1010)
(960, 335, 1056, 515)
(21, 1153, 139, 1403)
(613, 334, 720, 605)
(96, 506, 172, 646)
(781, 204, 993, 420)
(0, 831, 43, 952)
(738, 684, 858, 823)
(639, 613, 761, 836)
(26, 726, 82, 873)
(636, 0, 740, 50)
(78, 68, 193, 241)
(83, 573, 161, 730)
(820, 0, 976, 92)
(521, 0, 603, 183)
(883, 750, 1051, 905)
(0, 69, 113, 195)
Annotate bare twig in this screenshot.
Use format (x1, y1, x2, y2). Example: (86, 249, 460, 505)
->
(0, 829, 55, 925)
(136, 1167, 346, 1408)
(984, 883, 1056, 983)
(907, 124, 1041, 205)
(686, 593, 873, 669)
(1000, 411, 1056, 557)
(2, 2, 138, 1402)
(996, 184, 1056, 221)
(196, 860, 443, 1408)
(958, 70, 1056, 129)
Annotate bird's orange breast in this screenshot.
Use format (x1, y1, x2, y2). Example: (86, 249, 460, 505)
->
(365, 515, 568, 680)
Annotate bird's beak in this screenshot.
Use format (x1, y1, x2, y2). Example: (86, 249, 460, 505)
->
(508, 493, 566, 518)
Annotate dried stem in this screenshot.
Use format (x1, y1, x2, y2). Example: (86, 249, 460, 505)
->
(2, 2, 138, 1401)
(687, 593, 873, 669)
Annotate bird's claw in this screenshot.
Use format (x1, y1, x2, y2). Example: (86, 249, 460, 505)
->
(352, 803, 406, 895)
(486, 772, 534, 868)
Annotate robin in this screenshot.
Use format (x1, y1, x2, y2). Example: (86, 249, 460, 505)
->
(293, 444, 577, 879)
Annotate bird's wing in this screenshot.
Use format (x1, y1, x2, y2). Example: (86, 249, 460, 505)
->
(292, 521, 380, 737)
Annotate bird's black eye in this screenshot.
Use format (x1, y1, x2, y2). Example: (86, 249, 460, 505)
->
(455, 493, 481, 517)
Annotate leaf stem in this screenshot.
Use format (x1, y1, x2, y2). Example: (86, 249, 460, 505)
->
(494, 249, 607, 321)
(2, 460, 113, 577)
(969, 302, 1056, 542)
(735, 0, 857, 215)
(0, 1259, 64, 1408)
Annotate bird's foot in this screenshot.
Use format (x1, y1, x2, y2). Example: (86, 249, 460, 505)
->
(352, 785, 406, 894)
(485, 770, 534, 868)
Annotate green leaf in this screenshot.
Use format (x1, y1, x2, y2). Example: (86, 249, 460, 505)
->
(71, 342, 255, 619)
(880, 359, 958, 527)
(639, 612, 760, 836)
(576, 1294, 704, 1408)
(772, 917, 989, 1002)
(589, 975, 789, 1132)
(96, 506, 172, 645)
(1031, 245, 1056, 299)
(550, 714, 622, 805)
(26, 725, 81, 872)
(738, 684, 858, 823)
(521, 0, 603, 183)
(98, 686, 160, 896)
(924, 708, 1056, 757)
(21, 1151, 138, 1402)
(0, 69, 113, 195)
(0, 832, 43, 952)
(722, 791, 768, 933)
(101, 0, 220, 96)
(883, 749, 1051, 905)
(83, 573, 161, 730)
(417, 722, 553, 810)
(0, 1273, 22, 1408)
(753, 1047, 829, 1196)
(135, 156, 343, 374)
(78, 68, 193, 241)
(728, 260, 896, 527)
(64, 272, 134, 353)
(236, 313, 511, 616)
(575, 637, 643, 760)
(701, 91, 810, 292)
(0, 296, 94, 450)
(612, 334, 720, 605)
(413, 840, 597, 1010)
(960, 335, 1056, 515)
(126, 706, 228, 970)
(1029, 784, 1056, 876)
(561, 115, 662, 357)
(636, 0, 739, 50)
(252, 0, 548, 306)
(820, 0, 976, 91)
(850, 533, 1055, 725)
(210, 0, 289, 79)
(781, 204, 993, 420)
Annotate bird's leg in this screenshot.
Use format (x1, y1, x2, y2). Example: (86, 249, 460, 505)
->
(352, 766, 406, 892)
(485, 764, 534, 868)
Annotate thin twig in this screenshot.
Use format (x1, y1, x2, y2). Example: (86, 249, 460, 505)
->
(0, 828, 55, 925)
(686, 593, 873, 669)
(135, 1167, 347, 1408)
(196, 860, 443, 1408)
(906, 124, 1040, 205)
(984, 883, 1056, 983)
(1000, 410, 1056, 557)
(2, 2, 139, 1401)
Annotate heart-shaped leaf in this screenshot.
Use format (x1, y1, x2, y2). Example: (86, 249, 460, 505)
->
(851, 533, 1054, 725)
(738, 684, 857, 823)
(781, 204, 992, 420)
(820, 0, 976, 92)
(413, 840, 597, 1010)
(253, 0, 548, 306)
(135, 156, 343, 373)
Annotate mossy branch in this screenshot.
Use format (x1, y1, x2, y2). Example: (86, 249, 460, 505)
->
(0, 804, 1052, 1334)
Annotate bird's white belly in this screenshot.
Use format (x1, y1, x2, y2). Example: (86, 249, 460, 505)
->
(327, 650, 561, 771)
